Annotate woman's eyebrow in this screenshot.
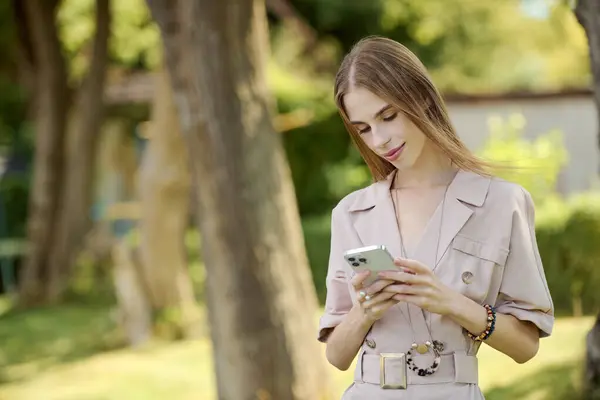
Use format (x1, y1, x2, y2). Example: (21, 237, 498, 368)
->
(350, 104, 392, 124)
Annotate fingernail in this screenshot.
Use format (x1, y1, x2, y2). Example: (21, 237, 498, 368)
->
(358, 290, 366, 298)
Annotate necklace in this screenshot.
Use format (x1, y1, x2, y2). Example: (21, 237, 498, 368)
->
(391, 177, 452, 376)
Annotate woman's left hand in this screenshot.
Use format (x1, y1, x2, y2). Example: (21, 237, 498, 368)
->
(377, 257, 459, 316)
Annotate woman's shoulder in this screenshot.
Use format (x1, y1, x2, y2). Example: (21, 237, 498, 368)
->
(332, 181, 380, 216)
(486, 175, 535, 211)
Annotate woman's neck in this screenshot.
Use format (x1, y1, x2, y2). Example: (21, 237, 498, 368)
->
(393, 146, 456, 189)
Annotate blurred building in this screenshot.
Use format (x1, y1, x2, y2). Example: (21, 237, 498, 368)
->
(446, 89, 598, 195)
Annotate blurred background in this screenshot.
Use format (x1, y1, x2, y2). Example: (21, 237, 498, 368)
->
(1, 0, 600, 399)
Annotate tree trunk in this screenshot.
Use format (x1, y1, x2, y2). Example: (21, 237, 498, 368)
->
(586, 314, 600, 399)
(137, 69, 200, 340)
(17, 0, 69, 305)
(147, 1, 331, 399)
(112, 240, 153, 347)
(46, 0, 111, 301)
(575, 1, 600, 397)
(575, 0, 600, 174)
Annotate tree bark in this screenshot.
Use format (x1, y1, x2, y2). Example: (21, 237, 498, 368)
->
(46, 0, 111, 301)
(137, 69, 200, 339)
(586, 314, 600, 399)
(15, 0, 111, 304)
(17, 0, 69, 305)
(112, 240, 153, 347)
(147, 1, 331, 399)
(575, 1, 600, 397)
(575, 0, 600, 174)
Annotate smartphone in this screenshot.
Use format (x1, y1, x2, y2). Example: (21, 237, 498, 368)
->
(343, 245, 396, 286)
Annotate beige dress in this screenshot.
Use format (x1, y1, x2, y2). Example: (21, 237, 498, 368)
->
(318, 170, 554, 399)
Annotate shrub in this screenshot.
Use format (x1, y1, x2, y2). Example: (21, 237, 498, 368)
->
(476, 113, 569, 205)
(536, 193, 600, 316)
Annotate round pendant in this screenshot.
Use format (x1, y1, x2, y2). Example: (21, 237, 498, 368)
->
(416, 343, 429, 354)
(406, 341, 442, 377)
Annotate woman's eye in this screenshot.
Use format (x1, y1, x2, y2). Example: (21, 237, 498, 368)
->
(382, 112, 397, 122)
(358, 126, 371, 134)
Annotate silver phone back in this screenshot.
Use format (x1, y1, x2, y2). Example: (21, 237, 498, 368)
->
(343, 245, 396, 286)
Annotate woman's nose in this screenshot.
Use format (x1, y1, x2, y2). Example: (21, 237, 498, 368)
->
(372, 128, 391, 148)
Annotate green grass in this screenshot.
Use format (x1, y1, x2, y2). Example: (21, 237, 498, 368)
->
(0, 300, 594, 400)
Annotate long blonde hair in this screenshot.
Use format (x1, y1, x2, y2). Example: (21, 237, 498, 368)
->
(334, 36, 492, 181)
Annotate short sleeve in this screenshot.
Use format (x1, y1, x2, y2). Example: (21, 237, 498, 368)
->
(495, 187, 555, 337)
(317, 206, 356, 343)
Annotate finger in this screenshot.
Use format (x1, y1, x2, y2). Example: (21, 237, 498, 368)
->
(361, 291, 396, 309)
(393, 257, 431, 275)
(382, 284, 427, 296)
(357, 290, 367, 303)
(364, 279, 394, 296)
(370, 298, 398, 315)
(351, 270, 371, 290)
(392, 294, 427, 308)
(376, 270, 426, 285)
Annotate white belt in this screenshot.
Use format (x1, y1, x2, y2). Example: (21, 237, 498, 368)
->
(355, 351, 479, 389)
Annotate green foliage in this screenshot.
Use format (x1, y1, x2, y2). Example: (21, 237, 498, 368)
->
(325, 146, 371, 200)
(301, 214, 332, 303)
(477, 113, 569, 205)
(536, 193, 600, 316)
(0, 125, 34, 240)
(287, 0, 589, 92)
(58, 0, 160, 77)
(283, 112, 351, 216)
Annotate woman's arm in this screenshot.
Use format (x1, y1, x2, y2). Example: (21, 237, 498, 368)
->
(447, 293, 539, 364)
(325, 271, 398, 370)
(325, 304, 374, 371)
(379, 257, 543, 364)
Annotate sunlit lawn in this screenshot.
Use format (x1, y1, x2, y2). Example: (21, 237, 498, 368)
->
(0, 299, 593, 400)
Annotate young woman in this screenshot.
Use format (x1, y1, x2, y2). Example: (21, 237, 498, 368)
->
(318, 36, 554, 399)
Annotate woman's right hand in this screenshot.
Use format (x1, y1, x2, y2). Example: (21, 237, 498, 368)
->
(351, 270, 398, 323)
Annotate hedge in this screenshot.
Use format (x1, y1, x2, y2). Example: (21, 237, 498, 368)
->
(303, 192, 600, 316)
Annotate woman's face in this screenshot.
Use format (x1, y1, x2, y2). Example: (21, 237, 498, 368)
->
(344, 87, 428, 171)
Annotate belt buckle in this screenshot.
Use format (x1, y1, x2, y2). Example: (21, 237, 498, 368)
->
(379, 353, 407, 389)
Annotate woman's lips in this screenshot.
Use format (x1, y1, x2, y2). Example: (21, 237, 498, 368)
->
(383, 143, 405, 161)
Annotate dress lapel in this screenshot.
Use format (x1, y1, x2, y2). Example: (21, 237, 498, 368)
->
(350, 171, 404, 260)
(347, 169, 492, 344)
(432, 170, 491, 272)
(348, 169, 491, 264)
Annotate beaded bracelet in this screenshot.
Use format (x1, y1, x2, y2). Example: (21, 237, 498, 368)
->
(466, 304, 496, 341)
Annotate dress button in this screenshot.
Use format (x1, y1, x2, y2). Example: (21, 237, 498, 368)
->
(462, 271, 474, 284)
(366, 339, 376, 349)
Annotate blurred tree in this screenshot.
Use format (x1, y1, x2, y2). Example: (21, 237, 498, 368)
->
(575, 0, 600, 173)
(586, 314, 600, 399)
(146, 0, 331, 398)
(14, 0, 70, 304)
(573, 0, 600, 397)
(15, 0, 110, 305)
(109, 69, 201, 346)
(136, 69, 201, 340)
(58, 0, 160, 73)
(48, 0, 111, 301)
